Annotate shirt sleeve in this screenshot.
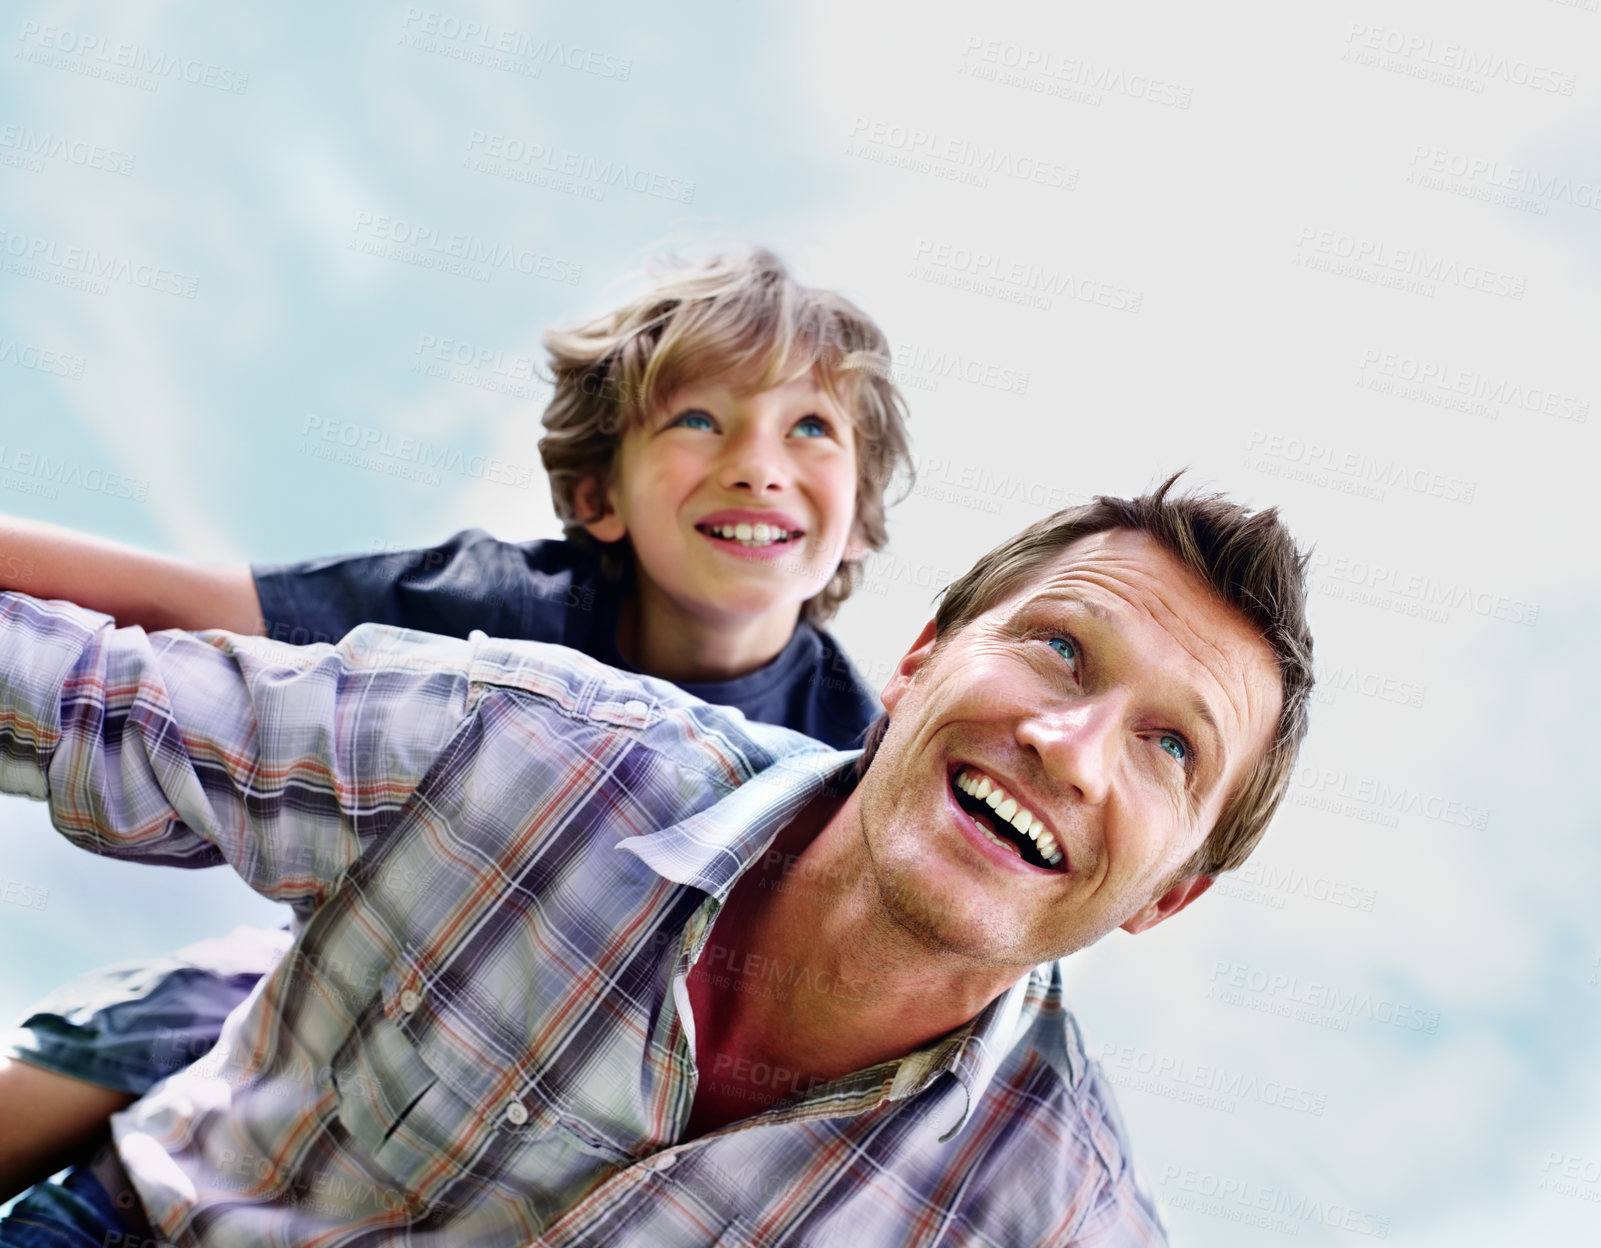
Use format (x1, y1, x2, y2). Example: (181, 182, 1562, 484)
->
(250, 528, 537, 645)
(0, 591, 476, 915)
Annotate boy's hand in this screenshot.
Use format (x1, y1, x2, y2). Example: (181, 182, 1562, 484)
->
(0, 516, 264, 634)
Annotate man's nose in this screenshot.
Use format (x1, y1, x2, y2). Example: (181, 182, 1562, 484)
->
(1015, 697, 1122, 807)
(718, 426, 790, 494)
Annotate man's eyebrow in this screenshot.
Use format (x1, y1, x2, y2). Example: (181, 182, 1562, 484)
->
(1187, 695, 1224, 764)
(1032, 590, 1226, 769)
(1028, 590, 1110, 622)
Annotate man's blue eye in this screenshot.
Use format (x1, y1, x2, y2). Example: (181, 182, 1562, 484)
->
(792, 415, 828, 438)
(672, 410, 716, 431)
(1046, 637, 1076, 664)
(1158, 734, 1187, 764)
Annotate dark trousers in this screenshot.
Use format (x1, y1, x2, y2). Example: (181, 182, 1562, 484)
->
(0, 1141, 161, 1247)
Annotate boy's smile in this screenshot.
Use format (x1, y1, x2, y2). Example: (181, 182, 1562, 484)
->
(587, 371, 865, 673)
(693, 507, 806, 557)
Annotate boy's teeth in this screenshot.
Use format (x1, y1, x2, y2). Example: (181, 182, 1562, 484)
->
(954, 768, 1056, 867)
(707, 522, 790, 547)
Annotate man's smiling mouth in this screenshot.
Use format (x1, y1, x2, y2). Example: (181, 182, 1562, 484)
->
(950, 767, 1066, 871)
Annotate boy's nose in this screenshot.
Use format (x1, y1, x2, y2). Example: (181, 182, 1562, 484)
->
(719, 431, 790, 493)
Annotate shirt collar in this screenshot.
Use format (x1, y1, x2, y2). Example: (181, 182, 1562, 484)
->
(614, 748, 855, 901)
(616, 751, 1056, 1139)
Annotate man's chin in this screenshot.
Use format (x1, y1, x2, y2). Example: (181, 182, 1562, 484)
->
(872, 866, 1054, 967)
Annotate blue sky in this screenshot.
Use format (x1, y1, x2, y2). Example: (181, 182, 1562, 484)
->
(2, 3, 1598, 1242)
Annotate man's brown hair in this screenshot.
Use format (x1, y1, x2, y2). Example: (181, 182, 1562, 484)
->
(537, 248, 913, 624)
(858, 474, 1315, 879)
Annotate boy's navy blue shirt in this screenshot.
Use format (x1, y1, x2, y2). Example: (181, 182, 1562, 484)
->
(253, 528, 879, 750)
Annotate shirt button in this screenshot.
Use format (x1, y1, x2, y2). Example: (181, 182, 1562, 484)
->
(624, 699, 648, 718)
(647, 1152, 676, 1170)
(399, 989, 422, 1014)
(504, 1100, 529, 1126)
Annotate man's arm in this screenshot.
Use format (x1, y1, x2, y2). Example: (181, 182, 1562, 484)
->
(0, 591, 475, 907)
(0, 516, 263, 633)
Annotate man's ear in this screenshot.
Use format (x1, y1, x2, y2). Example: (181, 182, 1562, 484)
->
(574, 477, 626, 543)
(880, 618, 939, 715)
(1119, 874, 1215, 935)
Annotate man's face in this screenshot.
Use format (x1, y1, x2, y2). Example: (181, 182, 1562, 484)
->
(858, 528, 1283, 967)
(588, 371, 865, 626)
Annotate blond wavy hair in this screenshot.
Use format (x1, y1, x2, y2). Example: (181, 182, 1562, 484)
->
(538, 248, 914, 624)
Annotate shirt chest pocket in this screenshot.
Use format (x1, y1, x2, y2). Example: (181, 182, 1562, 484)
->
(329, 1005, 488, 1202)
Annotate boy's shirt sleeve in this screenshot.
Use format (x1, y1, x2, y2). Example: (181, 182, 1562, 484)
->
(250, 528, 553, 645)
(0, 591, 475, 915)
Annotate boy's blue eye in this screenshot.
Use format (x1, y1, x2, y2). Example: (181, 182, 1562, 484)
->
(1157, 734, 1188, 764)
(671, 410, 717, 431)
(791, 415, 829, 438)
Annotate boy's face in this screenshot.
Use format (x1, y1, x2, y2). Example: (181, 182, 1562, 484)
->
(587, 371, 866, 627)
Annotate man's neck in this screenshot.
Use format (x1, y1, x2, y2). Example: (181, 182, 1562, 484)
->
(683, 789, 1026, 1136)
(619, 576, 802, 685)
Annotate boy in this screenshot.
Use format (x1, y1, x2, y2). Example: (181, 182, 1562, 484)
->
(0, 247, 913, 1197)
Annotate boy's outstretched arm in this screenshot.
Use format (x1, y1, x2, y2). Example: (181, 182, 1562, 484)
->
(0, 515, 263, 633)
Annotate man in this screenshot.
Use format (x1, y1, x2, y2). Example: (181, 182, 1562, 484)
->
(0, 478, 1314, 1246)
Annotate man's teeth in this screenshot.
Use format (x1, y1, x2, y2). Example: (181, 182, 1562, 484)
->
(706, 522, 793, 547)
(954, 768, 1063, 867)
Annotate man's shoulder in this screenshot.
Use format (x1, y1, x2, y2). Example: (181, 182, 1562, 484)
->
(463, 632, 830, 771)
(967, 964, 1168, 1243)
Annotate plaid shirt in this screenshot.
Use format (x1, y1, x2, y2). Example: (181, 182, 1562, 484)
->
(0, 592, 1168, 1247)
